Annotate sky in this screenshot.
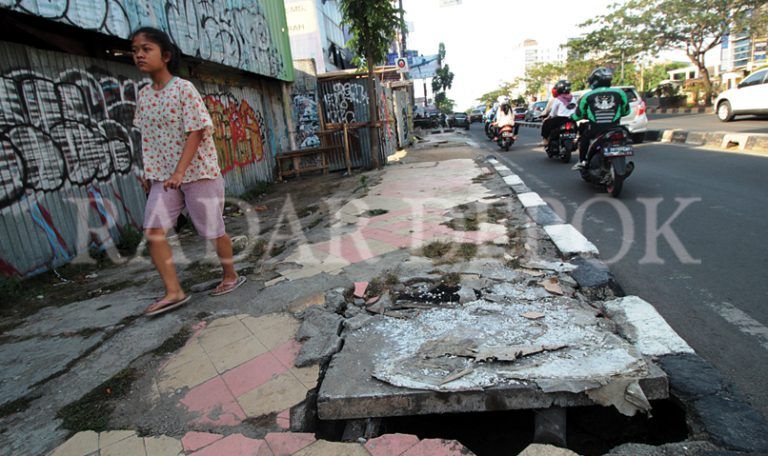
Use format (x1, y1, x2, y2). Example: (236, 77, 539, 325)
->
(401, 0, 704, 110)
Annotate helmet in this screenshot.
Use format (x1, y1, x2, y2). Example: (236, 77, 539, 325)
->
(554, 79, 572, 94)
(497, 95, 510, 106)
(588, 68, 613, 89)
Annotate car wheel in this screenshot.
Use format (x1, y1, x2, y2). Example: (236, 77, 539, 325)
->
(717, 101, 734, 122)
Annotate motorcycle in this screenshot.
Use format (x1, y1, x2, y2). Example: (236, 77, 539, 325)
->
(579, 126, 635, 197)
(485, 117, 496, 140)
(497, 124, 515, 151)
(545, 120, 578, 163)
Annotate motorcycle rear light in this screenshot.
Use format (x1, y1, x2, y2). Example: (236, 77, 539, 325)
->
(564, 123, 573, 130)
(637, 100, 646, 116)
(609, 132, 625, 144)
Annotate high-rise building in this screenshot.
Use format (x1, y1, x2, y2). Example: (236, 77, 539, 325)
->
(284, 0, 355, 73)
(522, 39, 569, 69)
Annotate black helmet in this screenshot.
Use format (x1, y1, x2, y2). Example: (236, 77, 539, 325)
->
(588, 67, 613, 89)
(554, 79, 571, 94)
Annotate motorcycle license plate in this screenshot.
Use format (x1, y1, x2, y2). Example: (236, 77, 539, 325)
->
(561, 133, 576, 139)
(502, 132, 514, 138)
(604, 145, 634, 157)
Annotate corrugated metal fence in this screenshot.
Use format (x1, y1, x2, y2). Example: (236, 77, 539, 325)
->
(0, 41, 289, 278)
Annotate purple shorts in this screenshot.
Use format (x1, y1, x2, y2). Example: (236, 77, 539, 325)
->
(143, 178, 226, 239)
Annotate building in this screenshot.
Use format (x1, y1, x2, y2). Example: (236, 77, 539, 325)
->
(522, 39, 569, 69)
(284, 0, 355, 74)
(719, 5, 768, 89)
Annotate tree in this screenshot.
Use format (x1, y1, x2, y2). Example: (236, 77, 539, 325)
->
(431, 42, 455, 114)
(477, 81, 517, 107)
(339, 0, 404, 168)
(571, 0, 767, 105)
(642, 61, 689, 95)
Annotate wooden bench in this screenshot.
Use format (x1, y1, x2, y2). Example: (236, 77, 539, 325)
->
(276, 146, 336, 181)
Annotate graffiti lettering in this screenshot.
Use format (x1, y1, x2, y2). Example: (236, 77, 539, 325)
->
(322, 82, 369, 124)
(0, 68, 144, 210)
(292, 92, 319, 148)
(203, 93, 266, 173)
(2, 0, 286, 79)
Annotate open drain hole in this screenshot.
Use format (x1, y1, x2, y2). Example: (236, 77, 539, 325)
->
(396, 284, 461, 303)
(361, 400, 688, 455)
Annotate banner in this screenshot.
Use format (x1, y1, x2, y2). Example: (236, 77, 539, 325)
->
(409, 54, 440, 79)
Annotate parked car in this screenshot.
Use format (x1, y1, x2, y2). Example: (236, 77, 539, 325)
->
(715, 68, 768, 121)
(450, 112, 471, 129)
(572, 86, 648, 143)
(470, 109, 484, 123)
(525, 101, 548, 122)
(514, 107, 527, 121)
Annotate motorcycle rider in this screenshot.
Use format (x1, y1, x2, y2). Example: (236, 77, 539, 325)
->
(541, 80, 576, 146)
(493, 96, 518, 141)
(570, 68, 630, 170)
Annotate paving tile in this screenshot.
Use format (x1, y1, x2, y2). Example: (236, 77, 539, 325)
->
(293, 440, 370, 456)
(271, 339, 302, 370)
(196, 319, 252, 353)
(181, 432, 224, 453)
(206, 335, 270, 374)
(100, 435, 147, 456)
(241, 314, 300, 351)
(49, 431, 99, 456)
(180, 376, 238, 415)
(264, 432, 316, 456)
(401, 438, 469, 456)
(365, 434, 420, 456)
(144, 435, 183, 456)
(188, 434, 271, 456)
(222, 351, 287, 397)
(190, 399, 247, 427)
(159, 340, 207, 375)
(276, 409, 290, 430)
(157, 355, 219, 393)
(205, 315, 243, 330)
(236, 372, 309, 418)
(99, 431, 137, 449)
(290, 365, 320, 390)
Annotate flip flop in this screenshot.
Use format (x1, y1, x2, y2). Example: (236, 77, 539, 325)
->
(210, 275, 247, 297)
(145, 295, 191, 317)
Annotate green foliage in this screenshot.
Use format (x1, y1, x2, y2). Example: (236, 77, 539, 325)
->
(432, 64, 454, 93)
(477, 81, 518, 106)
(435, 92, 455, 114)
(432, 43, 455, 114)
(571, 0, 767, 104)
(339, 0, 404, 68)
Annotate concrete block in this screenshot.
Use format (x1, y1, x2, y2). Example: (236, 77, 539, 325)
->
(685, 131, 706, 146)
(511, 183, 532, 194)
(671, 130, 688, 143)
(745, 135, 768, 152)
(504, 175, 524, 186)
(296, 306, 344, 341)
(295, 334, 343, 368)
(658, 353, 724, 401)
(543, 224, 599, 257)
(526, 206, 564, 226)
(325, 288, 348, 314)
(518, 192, 547, 208)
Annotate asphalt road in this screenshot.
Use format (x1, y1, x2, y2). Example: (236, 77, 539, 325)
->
(647, 112, 768, 134)
(468, 124, 768, 418)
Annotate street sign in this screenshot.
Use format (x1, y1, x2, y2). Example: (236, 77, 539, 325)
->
(396, 58, 409, 73)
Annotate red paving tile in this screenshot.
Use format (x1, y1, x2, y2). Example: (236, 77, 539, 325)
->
(276, 409, 291, 430)
(401, 438, 469, 456)
(365, 433, 420, 456)
(190, 399, 247, 427)
(221, 352, 287, 397)
(181, 376, 237, 414)
(188, 433, 271, 456)
(264, 432, 316, 455)
(181, 431, 224, 453)
(271, 339, 301, 370)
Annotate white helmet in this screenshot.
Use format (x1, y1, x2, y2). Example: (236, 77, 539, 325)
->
(497, 95, 510, 105)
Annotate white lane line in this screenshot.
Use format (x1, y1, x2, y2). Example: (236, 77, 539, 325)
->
(706, 301, 768, 351)
(543, 224, 599, 256)
(467, 140, 480, 148)
(604, 296, 694, 356)
(518, 192, 546, 208)
(503, 175, 523, 186)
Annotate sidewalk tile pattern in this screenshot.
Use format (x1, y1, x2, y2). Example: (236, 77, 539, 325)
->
(50, 431, 475, 456)
(154, 313, 315, 428)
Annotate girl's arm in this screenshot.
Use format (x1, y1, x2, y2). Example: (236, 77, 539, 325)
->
(163, 129, 204, 191)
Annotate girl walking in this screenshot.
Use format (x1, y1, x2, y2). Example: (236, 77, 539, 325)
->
(131, 27, 246, 316)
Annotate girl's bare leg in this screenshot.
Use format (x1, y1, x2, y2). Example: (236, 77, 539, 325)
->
(215, 234, 238, 282)
(146, 228, 185, 306)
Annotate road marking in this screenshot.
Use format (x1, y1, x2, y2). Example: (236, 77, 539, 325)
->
(706, 301, 768, 351)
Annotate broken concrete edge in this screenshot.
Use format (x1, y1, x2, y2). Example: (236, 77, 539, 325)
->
(486, 156, 768, 453)
(645, 129, 768, 154)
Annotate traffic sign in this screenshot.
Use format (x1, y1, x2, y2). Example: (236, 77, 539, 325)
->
(396, 57, 409, 73)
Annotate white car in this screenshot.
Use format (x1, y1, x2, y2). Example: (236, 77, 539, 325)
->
(715, 68, 768, 122)
(573, 86, 648, 143)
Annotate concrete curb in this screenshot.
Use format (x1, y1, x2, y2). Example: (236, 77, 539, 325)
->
(646, 107, 714, 114)
(485, 156, 768, 453)
(646, 129, 768, 153)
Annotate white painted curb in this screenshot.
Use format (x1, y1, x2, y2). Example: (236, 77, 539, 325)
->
(503, 175, 523, 186)
(604, 296, 695, 356)
(543, 224, 600, 256)
(517, 192, 546, 208)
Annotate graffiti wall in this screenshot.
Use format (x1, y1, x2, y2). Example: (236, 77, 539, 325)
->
(0, 0, 294, 81)
(291, 60, 319, 149)
(0, 41, 288, 277)
(321, 81, 370, 124)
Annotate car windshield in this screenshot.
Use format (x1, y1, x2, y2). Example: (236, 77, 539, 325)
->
(514, 108, 526, 113)
(621, 88, 639, 102)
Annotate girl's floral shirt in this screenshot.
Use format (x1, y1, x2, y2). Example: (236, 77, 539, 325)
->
(134, 77, 221, 183)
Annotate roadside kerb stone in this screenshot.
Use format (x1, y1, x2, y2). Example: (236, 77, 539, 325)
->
(646, 129, 768, 154)
(517, 192, 547, 208)
(543, 224, 599, 257)
(525, 205, 564, 227)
